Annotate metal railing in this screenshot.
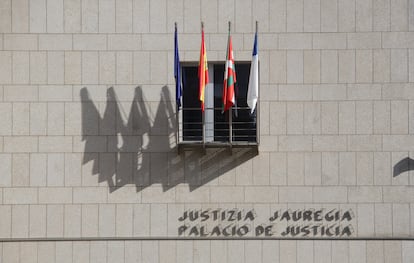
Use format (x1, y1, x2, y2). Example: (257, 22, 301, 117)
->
(177, 106, 258, 147)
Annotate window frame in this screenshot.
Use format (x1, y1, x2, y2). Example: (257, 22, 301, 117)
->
(177, 61, 259, 151)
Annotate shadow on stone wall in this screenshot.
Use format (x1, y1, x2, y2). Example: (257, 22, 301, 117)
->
(81, 86, 257, 193)
(393, 157, 414, 177)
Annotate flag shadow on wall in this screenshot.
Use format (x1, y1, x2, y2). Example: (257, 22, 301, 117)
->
(393, 157, 414, 177)
(80, 86, 257, 193)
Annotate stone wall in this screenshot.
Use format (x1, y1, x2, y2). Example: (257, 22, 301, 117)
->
(1, 0, 414, 262)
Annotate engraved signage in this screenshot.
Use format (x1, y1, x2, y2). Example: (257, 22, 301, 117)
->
(178, 208, 355, 238)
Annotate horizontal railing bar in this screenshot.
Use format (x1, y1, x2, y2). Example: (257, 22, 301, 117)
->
(178, 103, 259, 145)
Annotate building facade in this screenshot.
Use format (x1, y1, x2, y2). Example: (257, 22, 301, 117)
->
(1, 0, 414, 262)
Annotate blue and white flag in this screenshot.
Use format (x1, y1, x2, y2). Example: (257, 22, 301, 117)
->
(174, 24, 182, 110)
(247, 31, 258, 114)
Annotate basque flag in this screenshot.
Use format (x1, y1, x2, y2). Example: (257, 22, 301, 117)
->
(222, 26, 236, 112)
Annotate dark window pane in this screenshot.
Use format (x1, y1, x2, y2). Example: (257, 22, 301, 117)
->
(214, 63, 257, 142)
(233, 63, 257, 142)
(182, 63, 257, 143)
(182, 66, 202, 141)
(213, 64, 229, 141)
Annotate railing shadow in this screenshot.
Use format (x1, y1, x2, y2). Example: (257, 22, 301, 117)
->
(80, 86, 258, 193)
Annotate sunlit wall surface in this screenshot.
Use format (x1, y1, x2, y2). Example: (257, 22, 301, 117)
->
(0, 0, 414, 261)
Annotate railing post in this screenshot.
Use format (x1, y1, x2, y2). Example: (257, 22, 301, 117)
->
(202, 110, 205, 146)
(176, 106, 179, 153)
(229, 107, 233, 144)
(176, 99, 179, 145)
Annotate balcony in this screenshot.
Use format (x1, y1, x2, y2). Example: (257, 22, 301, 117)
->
(176, 106, 259, 154)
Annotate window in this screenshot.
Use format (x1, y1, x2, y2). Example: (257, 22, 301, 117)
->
(178, 62, 258, 147)
(181, 65, 203, 141)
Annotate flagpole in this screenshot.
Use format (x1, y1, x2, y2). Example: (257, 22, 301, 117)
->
(255, 20, 258, 34)
(201, 21, 206, 147)
(228, 21, 233, 145)
(175, 22, 180, 148)
(255, 20, 260, 146)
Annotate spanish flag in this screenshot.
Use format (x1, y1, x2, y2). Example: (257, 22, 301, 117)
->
(198, 24, 209, 112)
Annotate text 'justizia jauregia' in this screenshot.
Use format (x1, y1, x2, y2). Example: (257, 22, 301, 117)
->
(177, 208, 355, 238)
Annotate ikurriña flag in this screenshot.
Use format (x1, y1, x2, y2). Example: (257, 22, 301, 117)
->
(247, 29, 258, 113)
(198, 24, 209, 112)
(222, 26, 236, 112)
(174, 23, 182, 110)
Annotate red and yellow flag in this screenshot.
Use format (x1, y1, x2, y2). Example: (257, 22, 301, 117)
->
(222, 30, 236, 112)
(198, 26, 209, 112)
